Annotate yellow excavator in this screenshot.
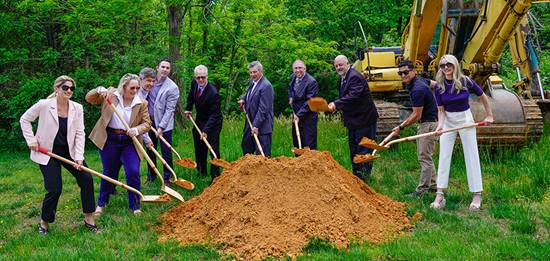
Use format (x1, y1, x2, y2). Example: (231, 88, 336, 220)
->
(354, 0, 548, 147)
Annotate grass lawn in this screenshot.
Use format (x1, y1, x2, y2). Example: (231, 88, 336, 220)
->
(1, 115, 549, 260)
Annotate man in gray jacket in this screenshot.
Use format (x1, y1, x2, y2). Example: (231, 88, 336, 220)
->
(144, 58, 180, 185)
(238, 61, 274, 156)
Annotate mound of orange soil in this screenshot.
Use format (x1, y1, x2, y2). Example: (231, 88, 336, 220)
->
(159, 150, 412, 260)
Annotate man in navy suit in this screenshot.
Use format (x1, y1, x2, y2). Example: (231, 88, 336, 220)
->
(288, 60, 319, 150)
(238, 61, 274, 156)
(328, 55, 378, 181)
(184, 65, 223, 181)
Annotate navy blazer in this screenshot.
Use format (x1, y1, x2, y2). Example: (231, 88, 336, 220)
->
(244, 76, 274, 134)
(185, 80, 222, 134)
(334, 68, 378, 129)
(288, 72, 319, 119)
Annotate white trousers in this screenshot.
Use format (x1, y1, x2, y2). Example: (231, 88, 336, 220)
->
(437, 109, 483, 192)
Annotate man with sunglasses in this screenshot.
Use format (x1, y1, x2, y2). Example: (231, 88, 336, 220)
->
(393, 60, 438, 198)
(184, 65, 222, 182)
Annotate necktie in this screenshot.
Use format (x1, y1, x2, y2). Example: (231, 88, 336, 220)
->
(196, 86, 203, 98)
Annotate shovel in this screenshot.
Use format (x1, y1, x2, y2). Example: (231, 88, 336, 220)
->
(355, 122, 488, 163)
(307, 97, 330, 112)
(146, 144, 195, 190)
(36, 147, 170, 203)
(105, 96, 186, 201)
(187, 116, 232, 169)
(291, 115, 309, 155)
(150, 127, 197, 169)
(244, 108, 265, 157)
(353, 131, 398, 164)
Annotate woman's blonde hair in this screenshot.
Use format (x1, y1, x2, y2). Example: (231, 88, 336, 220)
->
(435, 54, 470, 94)
(47, 75, 76, 99)
(117, 73, 141, 96)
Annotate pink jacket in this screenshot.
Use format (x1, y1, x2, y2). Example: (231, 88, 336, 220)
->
(20, 98, 85, 165)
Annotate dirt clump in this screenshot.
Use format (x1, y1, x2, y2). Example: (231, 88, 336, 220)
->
(158, 150, 412, 260)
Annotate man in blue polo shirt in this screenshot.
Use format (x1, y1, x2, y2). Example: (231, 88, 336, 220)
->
(393, 60, 438, 197)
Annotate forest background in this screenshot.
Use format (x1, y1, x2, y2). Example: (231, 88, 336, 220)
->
(1, 0, 549, 151)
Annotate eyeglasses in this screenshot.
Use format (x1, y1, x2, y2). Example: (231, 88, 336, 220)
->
(439, 63, 453, 69)
(397, 70, 410, 76)
(60, 85, 75, 92)
(196, 76, 207, 80)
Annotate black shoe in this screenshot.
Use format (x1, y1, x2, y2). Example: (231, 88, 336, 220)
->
(407, 191, 426, 198)
(38, 223, 48, 235)
(84, 221, 101, 233)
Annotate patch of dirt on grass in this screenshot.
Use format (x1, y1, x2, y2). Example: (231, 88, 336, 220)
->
(158, 150, 412, 260)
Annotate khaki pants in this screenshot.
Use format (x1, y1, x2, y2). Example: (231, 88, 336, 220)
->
(416, 121, 438, 193)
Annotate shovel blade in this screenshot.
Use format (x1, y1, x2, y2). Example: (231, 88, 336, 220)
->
(172, 179, 195, 190)
(210, 158, 232, 169)
(162, 186, 185, 202)
(359, 137, 389, 151)
(292, 147, 309, 155)
(142, 194, 172, 203)
(308, 97, 330, 112)
(175, 158, 197, 169)
(353, 154, 380, 163)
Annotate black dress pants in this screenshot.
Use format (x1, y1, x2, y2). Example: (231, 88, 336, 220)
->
(38, 146, 95, 223)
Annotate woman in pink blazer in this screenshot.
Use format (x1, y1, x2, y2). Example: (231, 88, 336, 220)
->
(20, 75, 98, 234)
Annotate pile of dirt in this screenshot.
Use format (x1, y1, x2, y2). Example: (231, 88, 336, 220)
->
(158, 150, 412, 260)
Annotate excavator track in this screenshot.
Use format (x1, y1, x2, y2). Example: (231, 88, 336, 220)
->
(374, 101, 401, 140)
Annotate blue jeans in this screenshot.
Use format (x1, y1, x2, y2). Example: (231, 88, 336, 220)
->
(98, 132, 141, 211)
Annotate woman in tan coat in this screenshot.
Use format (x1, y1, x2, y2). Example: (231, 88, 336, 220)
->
(86, 73, 151, 215)
(20, 75, 98, 234)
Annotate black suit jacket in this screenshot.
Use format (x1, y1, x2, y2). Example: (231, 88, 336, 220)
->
(185, 80, 222, 134)
(334, 68, 378, 129)
(288, 72, 319, 119)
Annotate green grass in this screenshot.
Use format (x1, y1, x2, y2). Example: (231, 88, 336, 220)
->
(0, 115, 549, 260)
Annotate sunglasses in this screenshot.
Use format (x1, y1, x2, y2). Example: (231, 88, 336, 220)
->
(397, 70, 410, 76)
(196, 76, 207, 80)
(60, 85, 75, 92)
(128, 86, 140, 91)
(439, 62, 453, 69)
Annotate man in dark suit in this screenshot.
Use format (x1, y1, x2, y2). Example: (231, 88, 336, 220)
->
(184, 65, 223, 181)
(238, 61, 274, 156)
(328, 55, 379, 181)
(288, 60, 319, 150)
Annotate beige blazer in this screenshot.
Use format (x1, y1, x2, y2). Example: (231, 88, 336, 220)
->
(20, 98, 85, 165)
(86, 87, 151, 158)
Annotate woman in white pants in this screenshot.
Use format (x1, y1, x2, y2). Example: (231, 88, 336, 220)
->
(430, 54, 494, 211)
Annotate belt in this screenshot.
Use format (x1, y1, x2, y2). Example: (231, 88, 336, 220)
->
(107, 127, 127, 135)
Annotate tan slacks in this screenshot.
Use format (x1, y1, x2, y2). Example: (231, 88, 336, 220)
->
(415, 121, 438, 193)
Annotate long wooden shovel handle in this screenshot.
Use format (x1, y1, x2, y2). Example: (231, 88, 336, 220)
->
(385, 122, 487, 147)
(188, 116, 218, 159)
(147, 144, 177, 179)
(293, 115, 302, 149)
(36, 147, 145, 199)
(105, 97, 166, 188)
(244, 109, 265, 157)
(373, 131, 398, 155)
(150, 127, 182, 160)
